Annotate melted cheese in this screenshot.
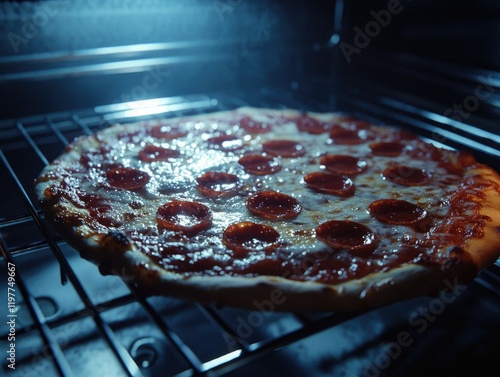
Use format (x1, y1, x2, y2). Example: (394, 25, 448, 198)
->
(46, 109, 481, 283)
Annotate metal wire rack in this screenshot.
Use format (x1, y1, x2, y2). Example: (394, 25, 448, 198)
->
(1, 92, 499, 377)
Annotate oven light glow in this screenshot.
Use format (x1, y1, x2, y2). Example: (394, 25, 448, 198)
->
(202, 350, 242, 371)
(102, 99, 217, 121)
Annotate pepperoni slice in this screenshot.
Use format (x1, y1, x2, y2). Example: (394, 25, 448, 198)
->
(296, 115, 334, 134)
(316, 220, 378, 255)
(262, 140, 305, 158)
(238, 154, 281, 175)
(151, 123, 188, 139)
(329, 127, 367, 145)
(239, 116, 272, 134)
(207, 135, 243, 151)
(196, 172, 241, 198)
(304, 172, 355, 196)
(156, 201, 212, 236)
(246, 191, 301, 220)
(139, 145, 181, 162)
(223, 221, 280, 254)
(369, 199, 428, 226)
(106, 167, 150, 190)
(383, 166, 432, 186)
(320, 155, 367, 176)
(370, 142, 405, 157)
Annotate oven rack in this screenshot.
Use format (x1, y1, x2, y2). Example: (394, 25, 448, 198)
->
(1, 92, 499, 377)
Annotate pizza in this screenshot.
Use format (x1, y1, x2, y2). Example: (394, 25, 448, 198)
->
(33, 107, 500, 312)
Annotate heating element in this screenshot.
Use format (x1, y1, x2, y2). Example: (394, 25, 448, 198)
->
(1, 91, 500, 377)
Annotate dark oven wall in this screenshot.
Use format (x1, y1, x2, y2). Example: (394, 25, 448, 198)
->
(0, 0, 336, 120)
(336, 0, 500, 165)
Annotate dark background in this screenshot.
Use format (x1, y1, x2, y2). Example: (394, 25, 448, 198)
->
(0, 0, 498, 123)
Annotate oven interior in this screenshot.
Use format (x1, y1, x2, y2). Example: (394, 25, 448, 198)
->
(1, 1, 500, 376)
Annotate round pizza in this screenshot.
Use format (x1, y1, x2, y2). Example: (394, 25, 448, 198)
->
(33, 107, 500, 312)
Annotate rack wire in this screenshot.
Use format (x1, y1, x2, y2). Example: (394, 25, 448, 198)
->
(1, 93, 499, 377)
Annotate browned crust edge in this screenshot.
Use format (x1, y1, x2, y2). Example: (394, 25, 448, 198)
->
(32, 197, 449, 312)
(461, 164, 500, 271)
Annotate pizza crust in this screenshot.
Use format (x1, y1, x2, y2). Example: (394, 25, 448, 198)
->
(461, 164, 500, 271)
(33, 107, 500, 312)
(33, 195, 448, 312)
